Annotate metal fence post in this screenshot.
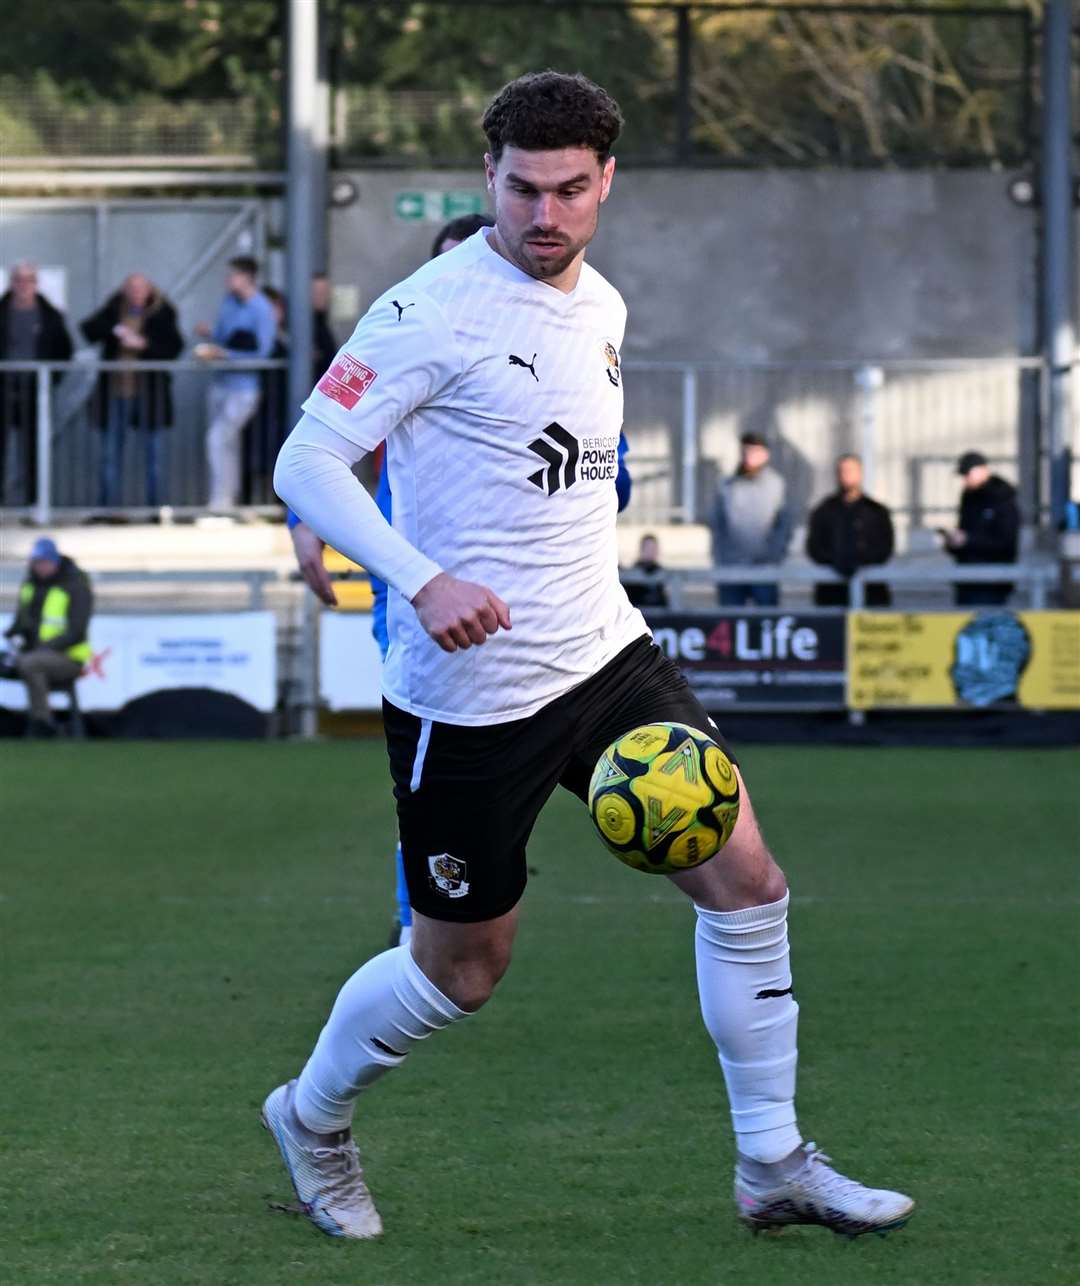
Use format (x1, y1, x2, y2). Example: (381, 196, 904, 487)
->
(299, 588, 319, 738)
(34, 365, 52, 526)
(674, 4, 692, 164)
(681, 365, 699, 522)
(854, 365, 883, 496)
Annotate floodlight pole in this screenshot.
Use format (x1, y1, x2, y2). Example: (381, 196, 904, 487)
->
(285, 0, 321, 434)
(1041, 0, 1074, 527)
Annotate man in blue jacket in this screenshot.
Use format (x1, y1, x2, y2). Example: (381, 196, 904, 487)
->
(195, 256, 277, 510)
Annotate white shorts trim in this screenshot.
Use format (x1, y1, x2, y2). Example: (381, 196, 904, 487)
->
(410, 717, 432, 792)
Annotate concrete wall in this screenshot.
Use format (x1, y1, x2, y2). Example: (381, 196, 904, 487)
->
(0, 174, 1049, 520)
(328, 169, 1037, 361)
(328, 169, 1043, 533)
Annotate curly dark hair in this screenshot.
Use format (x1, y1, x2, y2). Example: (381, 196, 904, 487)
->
(482, 71, 623, 162)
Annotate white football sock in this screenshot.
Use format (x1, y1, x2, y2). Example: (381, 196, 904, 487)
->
(294, 945, 466, 1134)
(694, 893, 802, 1164)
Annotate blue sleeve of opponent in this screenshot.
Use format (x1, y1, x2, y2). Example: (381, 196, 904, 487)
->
(370, 466, 392, 660)
(616, 432, 632, 513)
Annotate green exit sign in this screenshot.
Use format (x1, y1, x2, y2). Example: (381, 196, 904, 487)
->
(394, 191, 488, 223)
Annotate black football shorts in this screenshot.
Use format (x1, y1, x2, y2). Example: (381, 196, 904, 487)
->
(383, 635, 733, 923)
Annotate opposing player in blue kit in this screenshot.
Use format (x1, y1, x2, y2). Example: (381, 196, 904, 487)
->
(269, 71, 913, 1244)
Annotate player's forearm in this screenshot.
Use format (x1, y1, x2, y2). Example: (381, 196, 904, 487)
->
(274, 415, 442, 602)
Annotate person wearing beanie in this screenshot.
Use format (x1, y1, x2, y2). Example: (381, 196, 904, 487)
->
(3, 537, 93, 736)
(943, 451, 1019, 606)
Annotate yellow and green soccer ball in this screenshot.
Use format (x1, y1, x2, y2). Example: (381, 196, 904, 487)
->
(588, 722, 740, 874)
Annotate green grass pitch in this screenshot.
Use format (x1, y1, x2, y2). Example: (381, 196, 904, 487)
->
(2, 739, 1078, 1285)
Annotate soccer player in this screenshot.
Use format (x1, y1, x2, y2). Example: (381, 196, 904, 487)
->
(290, 214, 631, 950)
(271, 71, 914, 1242)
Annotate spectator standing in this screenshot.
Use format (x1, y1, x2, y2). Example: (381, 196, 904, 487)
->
(806, 454, 894, 607)
(0, 263, 73, 506)
(311, 273, 338, 384)
(3, 536, 92, 737)
(195, 256, 277, 510)
(623, 532, 669, 609)
(943, 451, 1019, 606)
(711, 431, 792, 607)
(80, 272, 183, 508)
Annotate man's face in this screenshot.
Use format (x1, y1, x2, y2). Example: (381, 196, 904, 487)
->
(10, 267, 38, 307)
(311, 276, 330, 310)
(963, 464, 990, 491)
(837, 456, 862, 494)
(226, 268, 252, 298)
(640, 537, 659, 563)
(435, 236, 462, 257)
(123, 273, 151, 308)
(30, 557, 59, 580)
(484, 145, 615, 286)
(740, 443, 769, 474)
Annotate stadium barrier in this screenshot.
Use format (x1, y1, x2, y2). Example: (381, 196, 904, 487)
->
(619, 356, 1055, 528)
(0, 358, 287, 521)
(0, 569, 285, 736)
(1, 561, 1075, 731)
(3, 355, 1072, 530)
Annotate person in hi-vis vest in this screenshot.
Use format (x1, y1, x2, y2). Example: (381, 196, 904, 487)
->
(3, 537, 93, 736)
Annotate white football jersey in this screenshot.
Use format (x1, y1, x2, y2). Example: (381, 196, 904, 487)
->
(302, 230, 648, 725)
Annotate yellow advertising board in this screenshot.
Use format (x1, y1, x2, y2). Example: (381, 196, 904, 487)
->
(847, 611, 1080, 710)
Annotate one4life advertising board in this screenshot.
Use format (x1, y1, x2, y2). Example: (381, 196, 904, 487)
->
(646, 611, 847, 709)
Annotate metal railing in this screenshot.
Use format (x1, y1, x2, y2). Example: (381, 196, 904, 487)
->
(0, 358, 287, 522)
(2, 354, 1076, 534)
(618, 560, 1061, 611)
(620, 355, 1058, 529)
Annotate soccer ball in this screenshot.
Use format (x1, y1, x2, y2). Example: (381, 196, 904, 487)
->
(588, 722, 740, 874)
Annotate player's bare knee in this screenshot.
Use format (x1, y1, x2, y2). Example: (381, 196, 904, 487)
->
(411, 933, 513, 1012)
(442, 948, 511, 1012)
(758, 858, 788, 906)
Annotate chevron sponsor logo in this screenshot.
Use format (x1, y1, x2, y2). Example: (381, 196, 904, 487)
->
(526, 425, 618, 494)
(527, 422, 579, 495)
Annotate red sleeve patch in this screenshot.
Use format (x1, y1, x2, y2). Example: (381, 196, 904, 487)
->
(316, 355, 378, 410)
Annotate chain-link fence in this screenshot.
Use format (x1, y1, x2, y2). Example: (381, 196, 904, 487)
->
(330, 2, 1035, 169)
(0, 4, 1036, 170)
(0, 80, 261, 164)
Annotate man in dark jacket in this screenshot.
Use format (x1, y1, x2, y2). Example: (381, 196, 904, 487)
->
(944, 451, 1019, 606)
(806, 454, 894, 607)
(3, 537, 93, 736)
(80, 273, 184, 507)
(0, 263, 74, 506)
(623, 533, 669, 609)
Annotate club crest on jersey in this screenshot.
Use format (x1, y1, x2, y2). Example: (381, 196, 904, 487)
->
(602, 340, 621, 388)
(428, 853, 470, 899)
(317, 354, 378, 410)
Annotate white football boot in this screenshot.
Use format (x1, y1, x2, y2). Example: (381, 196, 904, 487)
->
(735, 1142, 914, 1239)
(261, 1080, 383, 1239)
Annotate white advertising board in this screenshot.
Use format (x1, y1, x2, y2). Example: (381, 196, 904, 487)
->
(318, 611, 384, 711)
(0, 612, 277, 712)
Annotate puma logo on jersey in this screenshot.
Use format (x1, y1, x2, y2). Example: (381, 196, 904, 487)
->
(527, 422, 578, 494)
(392, 299, 414, 322)
(509, 352, 539, 382)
